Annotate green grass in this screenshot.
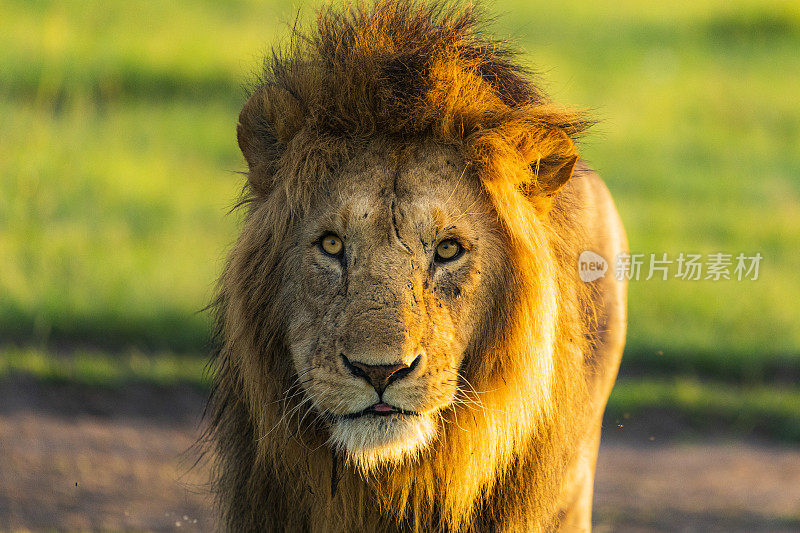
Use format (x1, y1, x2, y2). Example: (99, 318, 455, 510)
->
(1, 0, 799, 379)
(0, 99, 239, 350)
(0, 347, 208, 388)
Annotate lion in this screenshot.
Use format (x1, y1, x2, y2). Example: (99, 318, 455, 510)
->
(205, 2, 627, 531)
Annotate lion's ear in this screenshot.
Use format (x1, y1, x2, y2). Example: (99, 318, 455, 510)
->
(513, 123, 580, 205)
(237, 85, 303, 195)
(528, 153, 578, 197)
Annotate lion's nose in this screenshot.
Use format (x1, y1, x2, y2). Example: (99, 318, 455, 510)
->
(341, 354, 421, 394)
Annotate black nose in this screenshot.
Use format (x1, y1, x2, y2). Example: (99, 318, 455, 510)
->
(341, 354, 421, 394)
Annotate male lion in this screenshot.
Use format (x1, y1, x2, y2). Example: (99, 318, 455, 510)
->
(207, 2, 627, 531)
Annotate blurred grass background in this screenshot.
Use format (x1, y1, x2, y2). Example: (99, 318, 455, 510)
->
(1, 0, 799, 437)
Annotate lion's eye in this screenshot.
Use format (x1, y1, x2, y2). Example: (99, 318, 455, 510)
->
(320, 233, 343, 256)
(435, 239, 462, 262)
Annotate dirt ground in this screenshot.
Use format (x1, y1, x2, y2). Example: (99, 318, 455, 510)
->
(1, 380, 799, 532)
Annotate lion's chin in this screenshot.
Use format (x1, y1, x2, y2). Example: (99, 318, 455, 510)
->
(329, 412, 438, 473)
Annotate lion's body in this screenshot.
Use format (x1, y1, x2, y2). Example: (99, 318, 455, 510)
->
(207, 3, 627, 531)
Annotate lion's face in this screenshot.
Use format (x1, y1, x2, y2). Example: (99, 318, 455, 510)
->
(283, 140, 508, 469)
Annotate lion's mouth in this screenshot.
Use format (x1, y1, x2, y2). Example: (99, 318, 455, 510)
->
(327, 407, 438, 471)
(341, 402, 419, 419)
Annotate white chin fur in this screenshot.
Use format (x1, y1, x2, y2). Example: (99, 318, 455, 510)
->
(329, 412, 438, 473)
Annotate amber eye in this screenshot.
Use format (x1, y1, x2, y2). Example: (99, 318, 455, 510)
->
(435, 239, 462, 262)
(320, 233, 343, 256)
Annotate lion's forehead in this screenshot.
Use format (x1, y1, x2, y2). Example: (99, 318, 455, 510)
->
(332, 140, 474, 206)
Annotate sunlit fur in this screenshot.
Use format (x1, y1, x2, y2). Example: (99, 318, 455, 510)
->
(205, 2, 627, 531)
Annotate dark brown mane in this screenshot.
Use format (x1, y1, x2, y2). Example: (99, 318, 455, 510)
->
(282, 2, 546, 132)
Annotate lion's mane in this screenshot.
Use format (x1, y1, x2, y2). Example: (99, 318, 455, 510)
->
(206, 2, 601, 531)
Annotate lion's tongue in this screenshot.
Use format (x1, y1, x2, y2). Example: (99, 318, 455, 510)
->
(373, 403, 394, 413)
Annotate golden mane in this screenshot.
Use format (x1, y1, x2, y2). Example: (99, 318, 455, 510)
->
(205, 1, 618, 531)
